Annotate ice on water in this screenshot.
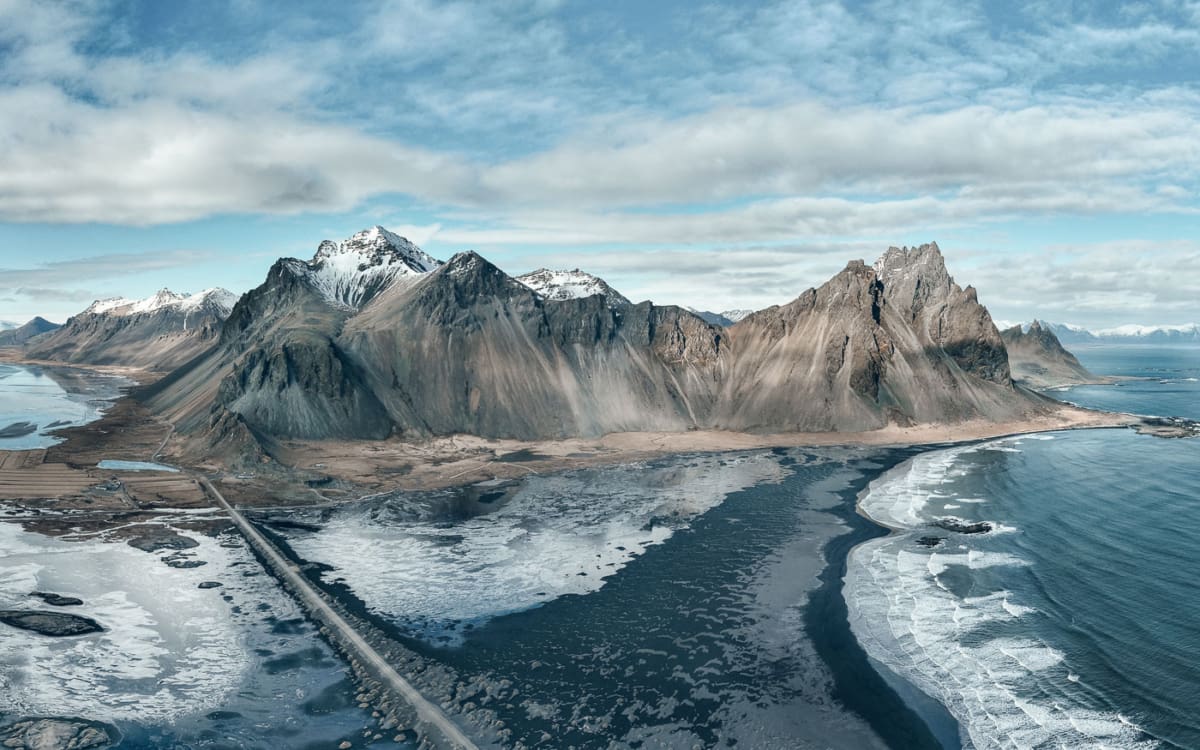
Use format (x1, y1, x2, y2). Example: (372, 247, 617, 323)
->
(0, 523, 252, 723)
(284, 452, 787, 641)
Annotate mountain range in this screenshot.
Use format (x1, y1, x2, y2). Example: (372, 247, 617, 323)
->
(25, 288, 238, 370)
(1008, 321, 1200, 345)
(3, 226, 1095, 465)
(130, 230, 1060, 464)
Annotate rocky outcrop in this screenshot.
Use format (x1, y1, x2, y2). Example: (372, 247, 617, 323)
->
(0, 317, 60, 346)
(145, 235, 1049, 451)
(1001, 319, 1099, 389)
(0, 611, 103, 637)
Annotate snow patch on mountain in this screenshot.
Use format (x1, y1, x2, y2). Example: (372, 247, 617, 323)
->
(297, 226, 443, 310)
(83, 288, 238, 317)
(516, 268, 631, 307)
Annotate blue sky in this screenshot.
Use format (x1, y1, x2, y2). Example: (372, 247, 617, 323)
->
(0, 0, 1198, 327)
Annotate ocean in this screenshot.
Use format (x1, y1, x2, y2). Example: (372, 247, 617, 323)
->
(848, 345, 1200, 748)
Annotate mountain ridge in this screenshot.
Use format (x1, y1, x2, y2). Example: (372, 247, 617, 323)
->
(0, 317, 61, 347)
(25, 287, 238, 370)
(138, 235, 1055, 466)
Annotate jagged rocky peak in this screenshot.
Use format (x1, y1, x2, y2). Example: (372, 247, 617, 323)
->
(296, 226, 444, 310)
(872, 242, 955, 310)
(516, 268, 632, 307)
(432, 251, 539, 301)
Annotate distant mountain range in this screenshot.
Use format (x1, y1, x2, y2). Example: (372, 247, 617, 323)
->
(1003, 321, 1200, 345)
(0, 317, 60, 347)
(687, 308, 755, 327)
(25, 287, 237, 370)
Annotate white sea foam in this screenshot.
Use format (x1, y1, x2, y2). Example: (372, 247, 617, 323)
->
(285, 453, 787, 640)
(846, 442, 1160, 749)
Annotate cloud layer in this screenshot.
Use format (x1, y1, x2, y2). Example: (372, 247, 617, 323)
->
(0, 0, 1196, 326)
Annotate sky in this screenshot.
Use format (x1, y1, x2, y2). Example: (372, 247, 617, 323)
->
(0, 0, 1198, 328)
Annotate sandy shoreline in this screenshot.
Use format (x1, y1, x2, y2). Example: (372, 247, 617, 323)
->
(247, 404, 1136, 503)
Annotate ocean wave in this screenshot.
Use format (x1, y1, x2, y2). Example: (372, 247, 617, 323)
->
(846, 441, 1160, 749)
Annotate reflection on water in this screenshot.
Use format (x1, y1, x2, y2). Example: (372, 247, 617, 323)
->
(0, 364, 127, 449)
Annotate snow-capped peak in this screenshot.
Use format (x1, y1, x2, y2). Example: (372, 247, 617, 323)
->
(83, 288, 238, 317)
(516, 268, 631, 307)
(720, 309, 754, 323)
(299, 226, 443, 310)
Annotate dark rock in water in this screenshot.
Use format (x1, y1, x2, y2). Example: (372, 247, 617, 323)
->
(932, 517, 992, 534)
(0, 421, 38, 438)
(43, 420, 72, 429)
(259, 517, 323, 533)
(127, 529, 199, 553)
(198, 581, 222, 589)
(205, 710, 242, 721)
(916, 536, 946, 548)
(165, 559, 207, 569)
(0, 610, 103, 636)
(0, 717, 117, 749)
(31, 591, 83, 607)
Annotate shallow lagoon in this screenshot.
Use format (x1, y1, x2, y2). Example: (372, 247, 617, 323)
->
(0, 364, 126, 450)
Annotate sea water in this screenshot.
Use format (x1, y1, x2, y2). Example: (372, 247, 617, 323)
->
(0, 364, 125, 449)
(846, 346, 1200, 748)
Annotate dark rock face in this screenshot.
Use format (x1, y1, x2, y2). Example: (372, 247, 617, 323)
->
(126, 529, 199, 553)
(0, 317, 60, 347)
(1001, 320, 1097, 389)
(31, 592, 83, 607)
(198, 581, 222, 589)
(0, 718, 118, 750)
(932, 517, 993, 534)
(0, 610, 103, 637)
(148, 238, 1049, 447)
